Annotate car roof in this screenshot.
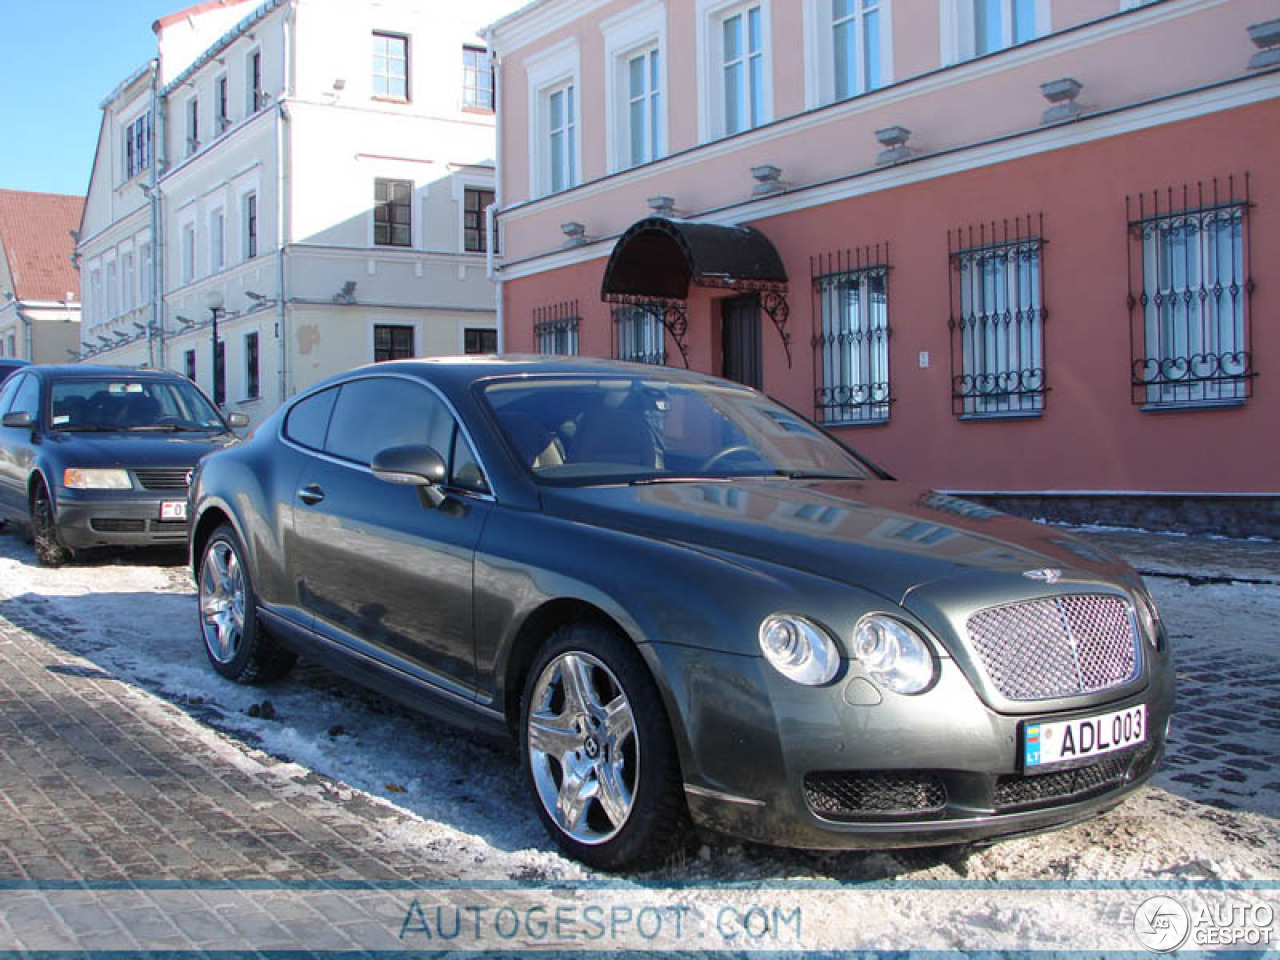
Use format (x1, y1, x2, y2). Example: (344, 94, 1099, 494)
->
(329, 355, 736, 393)
(27, 364, 189, 381)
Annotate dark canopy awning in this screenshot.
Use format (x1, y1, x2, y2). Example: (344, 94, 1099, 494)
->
(600, 217, 788, 301)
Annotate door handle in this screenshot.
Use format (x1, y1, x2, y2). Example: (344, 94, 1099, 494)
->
(297, 484, 325, 505)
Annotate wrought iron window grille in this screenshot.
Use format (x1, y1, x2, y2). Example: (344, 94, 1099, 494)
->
(1126, 175, 1255, 409)
(948, 215, 1048, 419)
(603, 293, 689, 368)
(611, 302, 669, 366)
(810, 245, 892, 425)
(534, 300, 581, 356)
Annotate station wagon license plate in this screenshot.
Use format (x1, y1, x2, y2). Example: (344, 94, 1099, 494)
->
(1024, 704, 1146, 772)
(160, 500, 188, 521)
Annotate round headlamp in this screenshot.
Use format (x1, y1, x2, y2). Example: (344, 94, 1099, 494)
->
(852, 615, 935, 695)
(758, 614, 840, 686)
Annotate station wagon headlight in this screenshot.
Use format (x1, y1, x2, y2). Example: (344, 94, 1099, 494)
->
(853, 615, 935, 695)
(63, 468, 132, 490)
(759, 615, 840, 686)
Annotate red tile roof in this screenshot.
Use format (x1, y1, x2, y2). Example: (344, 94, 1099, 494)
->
(0, 190, 84, 302)
(152, 0, 256, 33)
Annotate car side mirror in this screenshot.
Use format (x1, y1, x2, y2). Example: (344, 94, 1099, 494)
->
(371, 444, 448, 507)
(226, 412, 250, 429)
(1, 411, 33, 429)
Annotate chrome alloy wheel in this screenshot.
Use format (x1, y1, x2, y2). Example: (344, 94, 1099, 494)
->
(199, 539, 246, 665)
(527, 651, 638, 845)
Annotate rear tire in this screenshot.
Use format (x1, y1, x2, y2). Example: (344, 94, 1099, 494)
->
(197, 524, 295, 684)
(520, 621, 691, 871)
(30, 481, 72, 567)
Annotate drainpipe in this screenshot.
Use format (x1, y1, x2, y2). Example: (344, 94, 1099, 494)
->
(147, 58, 164, 368)
(484, 33, 504, 352)
(276, 3, 294, 402)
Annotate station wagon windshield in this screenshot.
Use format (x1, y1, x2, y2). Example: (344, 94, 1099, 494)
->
(484, 376, 871, 484)
(48, 378, 225, 433)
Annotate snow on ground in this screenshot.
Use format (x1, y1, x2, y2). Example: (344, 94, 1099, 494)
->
(0, 523, 1276, 893)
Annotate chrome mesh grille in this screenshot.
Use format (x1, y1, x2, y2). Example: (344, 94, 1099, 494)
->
(966, 595, 1139, 701)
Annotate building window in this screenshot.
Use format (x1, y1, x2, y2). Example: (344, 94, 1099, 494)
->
(184, 349, 196, 382)
(612, 304, 666, 365)
(1127, 177, 1254, 408)
(106, 260, 119, 319)
(373, 179, 412, 247)
(463, 187, 494, 253)
(974, 0, 1036, 54)
(718, 3, 767, 136)
(185, 97, 200, 156)
(833, 0, 882, 98)
(121, 253, 136, 313)
(623, 47, 662, 168)
(214, 339, 226, 406)
(216, 74, 230, 133)
(812, 250, 890, 423)
(534, 301, 580, 355)
(464, 328, 498, 354)
(140, 243, 152, 304)
(374, 324, 415, 362)
(948, 217, 1046, 418)
(547, 83, 577, 194)
(181, 223, 196, 285)
(462, 45, 493, 111)
(243, 192, 258, 259)
(248, 50, 264, 112)
(244, 331, 260, 400)
(88, 269, 102, 328)
(124, 112, 152, 180)
(210, 210, 225, 273)
(372, 32, 409, 101)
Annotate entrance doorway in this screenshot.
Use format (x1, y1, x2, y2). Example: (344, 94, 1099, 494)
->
(721, 296, 763, 389)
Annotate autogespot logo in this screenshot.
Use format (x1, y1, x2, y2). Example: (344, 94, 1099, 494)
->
(1134, 895, 1191, 953)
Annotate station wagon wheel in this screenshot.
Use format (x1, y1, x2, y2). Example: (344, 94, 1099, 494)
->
(197, 524, 295, 684)
(520, 623, 690, 871)
(29, 480, 72, 567)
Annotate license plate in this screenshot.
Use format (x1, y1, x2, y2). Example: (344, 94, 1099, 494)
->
(1024, 704, 1146, 772)
(160, 500, 188, 521)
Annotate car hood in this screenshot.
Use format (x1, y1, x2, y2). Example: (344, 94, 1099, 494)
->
(45, 430, 238, 467)
(539, 479, 1134, 605)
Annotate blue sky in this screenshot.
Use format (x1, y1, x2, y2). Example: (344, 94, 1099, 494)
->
(0, 0, 184, 197)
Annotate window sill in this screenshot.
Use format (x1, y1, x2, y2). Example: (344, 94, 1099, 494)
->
(957, 410, 1043, 423)
(371, 96, 411, 105)
(825, 417, 890, 429)
(462, 105, 495, 116)
(1139, 400, 1246, 414)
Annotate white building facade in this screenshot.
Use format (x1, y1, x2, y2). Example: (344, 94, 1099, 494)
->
(77, 0, 515, 425)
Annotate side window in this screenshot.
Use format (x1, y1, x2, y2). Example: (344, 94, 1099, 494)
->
(324, 378, 454, 466)
(10, 376, 40, 420)
(0, 374, 26, 416)
(284, 387, 338, 451)
(450, 427, 489, 494)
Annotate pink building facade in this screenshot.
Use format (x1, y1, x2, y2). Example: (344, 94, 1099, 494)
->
(486, 0, 1280, 534)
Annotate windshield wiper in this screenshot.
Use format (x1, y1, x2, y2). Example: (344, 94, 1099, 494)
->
(52, 425, 115, 433)
(777, 471, 866, 481)
(628, 476, 731, 486)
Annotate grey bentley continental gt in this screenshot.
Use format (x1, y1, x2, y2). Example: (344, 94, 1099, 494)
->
(189, 357, 1173, 870)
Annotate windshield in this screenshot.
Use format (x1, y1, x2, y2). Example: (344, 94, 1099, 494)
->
(483, 376, 872, 485)
(48, 378, 226, 433)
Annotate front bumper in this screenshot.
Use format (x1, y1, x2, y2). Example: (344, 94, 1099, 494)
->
(646, 642, 1175, 851)
(53, 489, 189, 549)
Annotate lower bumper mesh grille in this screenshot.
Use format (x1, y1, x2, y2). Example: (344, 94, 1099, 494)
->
(90, 519, 146, 533)
(805, 771, 947, 820)
(994, 753, 1136, 812)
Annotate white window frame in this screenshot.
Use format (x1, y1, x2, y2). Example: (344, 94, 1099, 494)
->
(215, 73, 231, 134)
(456, 179, 496, 254)
(697, 0, 773, 143)
(940, 0, 1050, 65)
(105, 257, 119, 320)
(246, 48, 264, 113)
(185, 96, 200, 156)
(123, 111, 152, 181)
(209, 207, 226, 274)
(803, 0, 893, 109)
(87, 266, 102, 329)
(139, 242, 153, 305)
(243, 329, 261, 401)
(368, 317, 424, 364)
(121, 250, 136, 314)
(241, 189, 259, 261)
(526, 39, 581, 199)
(180, 220, 197, 285)
(602, 3, 668, 174)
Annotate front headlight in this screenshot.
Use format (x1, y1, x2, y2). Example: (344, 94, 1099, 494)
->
(1132, 586, 1164, 650)
(758, 614, 840, 686)
(853, 615, 935, 695)
(63, 468, 132, 490)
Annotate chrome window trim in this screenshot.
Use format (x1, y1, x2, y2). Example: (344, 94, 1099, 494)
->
(277, 372, 498, 504)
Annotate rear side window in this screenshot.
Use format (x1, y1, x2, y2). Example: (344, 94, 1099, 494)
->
(324, 377, 454, 466)
(284, 387, 337, 450)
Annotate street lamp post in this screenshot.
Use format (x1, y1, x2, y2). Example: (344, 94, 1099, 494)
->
(204, 289, 225, 407)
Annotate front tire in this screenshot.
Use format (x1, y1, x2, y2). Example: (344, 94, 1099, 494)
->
(520, 622, 690, 871)
(30, 481, 72, 567)
(197, 524, 295, 684)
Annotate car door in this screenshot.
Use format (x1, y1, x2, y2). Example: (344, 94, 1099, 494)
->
(290, 374, 492, 700)
(0, 374, 39, 517)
